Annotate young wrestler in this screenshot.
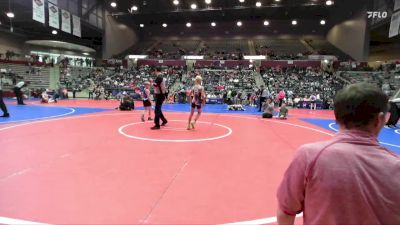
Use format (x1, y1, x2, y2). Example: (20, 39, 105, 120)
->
(41, 89, 56, 103)
(187, 76, 206, 130)
(278, 103, 288, 119)
(141, 81, 153, 122)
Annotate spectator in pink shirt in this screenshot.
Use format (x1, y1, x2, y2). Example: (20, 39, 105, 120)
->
(277, 83, 400, 225)
(278, 89, 286, 107)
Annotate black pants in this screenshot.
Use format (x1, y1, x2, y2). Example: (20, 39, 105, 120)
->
(279, 99, 284, 107)
(154, 94, 167, 127)
(262, 112, 273, 118)
(88, 92, 93, 99)
(387, 102, 399, 126)
(13, 87, 24, 105)
(259, 97, 266, 111)
(0, 90, 9, 115)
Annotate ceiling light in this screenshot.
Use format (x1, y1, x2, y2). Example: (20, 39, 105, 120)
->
(205, 0, 212, 4)
(239, 0, 245, 2)
(6, 12, 14, 18)
(256, 2, 262, 7)
(140, 24, 144, 28)
(162, 23, 167, 28)
(52, 30, 57, 35)
(275, 0, 280, 2)
(131, 5, 138, 11)
(211, 22, 216, 27)
(326, 0, 333, 6)
(263, 20, 269, 26)
(186, 22, 192, 27)
(237, 21, 242, 27)
(191, 3, 197, 9)
(110, 2, 117, 7)
(292, 20, 297, 25)
(173, 0, 179, 5)
(83, 53, 89, 56)
(320, 20, 326, 25)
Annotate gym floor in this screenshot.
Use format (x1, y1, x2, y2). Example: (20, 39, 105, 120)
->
(0, 100, 399, 225)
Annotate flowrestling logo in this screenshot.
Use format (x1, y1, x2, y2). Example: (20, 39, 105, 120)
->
(367, 11, 388, 19)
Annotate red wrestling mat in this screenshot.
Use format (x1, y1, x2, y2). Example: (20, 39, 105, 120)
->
(0, 111, 334, 224)
(30, 99, 143, 109)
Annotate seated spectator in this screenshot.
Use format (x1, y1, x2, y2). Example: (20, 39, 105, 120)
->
(310, 93, 317, 110)
(262, 98, 274, 119)
(278, 103, 288, 119)
(118, 94, 135, 111)
(277, 83, 399, 224)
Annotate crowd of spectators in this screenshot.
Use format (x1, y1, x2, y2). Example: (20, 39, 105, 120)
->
(175, 69, 257, 105)
(62, 65, 184, 100)
(261, 67, 346, 109)
(340, 70, 400, 98)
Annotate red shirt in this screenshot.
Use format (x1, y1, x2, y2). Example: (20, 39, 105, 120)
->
(277, 130, 400, 224)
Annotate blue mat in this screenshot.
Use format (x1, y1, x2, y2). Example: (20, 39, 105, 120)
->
(0, 104, 110, 124)
(301, 118, 400, 154)
(137, 103, 264, 115)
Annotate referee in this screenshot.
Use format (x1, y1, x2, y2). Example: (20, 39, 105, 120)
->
(0, 73, 10, 117)
(258, 85, 269, 112)
(14, 80, 29, 105)
(151, 70, 168, 130)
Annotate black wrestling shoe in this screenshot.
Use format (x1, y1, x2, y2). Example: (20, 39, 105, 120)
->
(161, 121, 168, 126)
(151, 126, 160, 130)
(1, 113, 10, 118)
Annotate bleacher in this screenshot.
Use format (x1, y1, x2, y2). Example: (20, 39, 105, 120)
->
(254, 39, 308, 58)
(156, 40, 200, 53)
(184, 69, 256, 96)
(261, 67, 346, 100)
(340, 71, 400, 97)
(306, 39, 351, 60)
(0, 62, 50, 90)
(204, 40, 250, 54)
(121, 38, 354, 61)
(116, 40, 157, 58)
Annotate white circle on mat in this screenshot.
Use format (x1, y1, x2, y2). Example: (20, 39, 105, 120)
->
(118, 120, 233, 142)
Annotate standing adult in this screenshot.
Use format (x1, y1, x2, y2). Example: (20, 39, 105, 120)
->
(88, 82, 95, 99)
(277, 89, 286, 107)
(151, 70, 168, 130)
(258, 85, 269, 112)
(277, 83, 400, 225)
(0, 73, 10, 117)
(14, 80, 29, 105)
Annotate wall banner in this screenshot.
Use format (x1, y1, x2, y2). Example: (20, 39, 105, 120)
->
(32, 0, 45, 24)
(72, 15, 81, 37)
(48, 3, 59, 29)
(61, 9, 71, 33)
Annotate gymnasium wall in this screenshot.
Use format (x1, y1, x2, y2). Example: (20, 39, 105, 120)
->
(102, 11, 139, 59)
(139, 20, 330, 40)
(0, 31, 27, 58)
(327, 11, 370, 61)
